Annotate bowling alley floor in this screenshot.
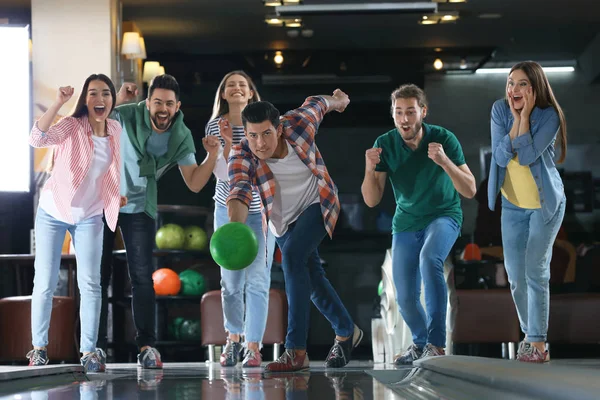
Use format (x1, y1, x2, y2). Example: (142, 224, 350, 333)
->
(1, 357, 600, 399)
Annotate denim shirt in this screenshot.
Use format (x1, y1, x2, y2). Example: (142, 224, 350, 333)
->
(487, 99, 565, 223)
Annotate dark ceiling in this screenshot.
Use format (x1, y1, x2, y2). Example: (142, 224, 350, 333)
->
(2, 0, 599, 75)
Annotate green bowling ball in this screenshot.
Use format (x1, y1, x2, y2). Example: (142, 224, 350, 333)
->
(209, 222, 259, 270)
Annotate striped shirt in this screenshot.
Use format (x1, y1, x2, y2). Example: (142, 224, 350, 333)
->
(205, 118, 262, 213)
(29, 116, 122, 232)
(227, 96, 340, 238)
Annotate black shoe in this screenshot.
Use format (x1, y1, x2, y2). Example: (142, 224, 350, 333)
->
(324, 325, 363, 368)
(394, 344, 423, 365)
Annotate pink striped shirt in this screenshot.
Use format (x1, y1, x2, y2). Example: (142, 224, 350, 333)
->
(29, 116, 122, 231)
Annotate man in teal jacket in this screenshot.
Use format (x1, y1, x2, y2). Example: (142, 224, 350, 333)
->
(98, 74, 220, 368)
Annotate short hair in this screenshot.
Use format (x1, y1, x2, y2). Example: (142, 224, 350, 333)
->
(390, 84, 428, 112)
(241, 101, 280, 129)
(148, 74, 180, 101)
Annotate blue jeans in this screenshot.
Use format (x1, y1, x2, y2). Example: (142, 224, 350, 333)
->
(276, 203, 354, 350)
(392, 216, 460, 348)
(215, 204, 276, 344)
(501, 196, 565, 342)
(32, 207, 104, 353)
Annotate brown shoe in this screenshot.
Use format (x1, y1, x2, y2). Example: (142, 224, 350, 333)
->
(264, 349, 309, 372)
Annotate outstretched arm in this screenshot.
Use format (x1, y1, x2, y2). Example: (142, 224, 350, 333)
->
(178, 136, 221, 193)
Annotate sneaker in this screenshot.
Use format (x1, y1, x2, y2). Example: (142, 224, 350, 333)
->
(517, 343, 550, 363)
(324, 324, 364, 368)
(242, 348, 262, 368)
(95, 348, 107, 365)
(220, 340, 243, 367)
(264, 349, 309, 372)
(393, 344, 422, 365)
(80, 351, 106, 373)
(137, 347, 163, 369)
(516, 341, 530, 359)
(420, 343, 446, 359)
(26, 349, 49, 366)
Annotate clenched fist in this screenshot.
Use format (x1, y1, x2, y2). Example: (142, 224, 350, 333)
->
(117, 82, 139, 105)
(428, 143, 449, 167)
(331, 89, 350, 113)
(365, 147, 382, 172)
(202, 135, 221, 156)
(56, 86, 74, 105)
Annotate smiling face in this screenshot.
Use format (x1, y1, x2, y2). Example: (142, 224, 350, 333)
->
(392, 97, 427, 141)
(86, 80, 113, 122)
(222, 74, 254, 107)
(507, 68, 532, 111)
(146, 88, 181, 132)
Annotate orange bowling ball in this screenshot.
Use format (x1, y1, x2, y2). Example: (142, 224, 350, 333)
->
(152, 268, 181, 296)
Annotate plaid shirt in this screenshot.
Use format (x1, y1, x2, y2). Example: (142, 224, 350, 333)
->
(227, 96, 340, 238)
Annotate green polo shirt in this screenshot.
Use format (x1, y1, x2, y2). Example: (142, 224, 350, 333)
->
(374, 123, 465, 233)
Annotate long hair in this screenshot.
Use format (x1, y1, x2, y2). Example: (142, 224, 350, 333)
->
(210, 70, 260, 120)
(507, 61, 567, 163)
(70, 73, 117, 118)
(47, 74, 116, 173)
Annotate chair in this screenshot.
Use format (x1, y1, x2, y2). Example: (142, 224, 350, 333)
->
(200, 289, 287, 362)
(0, 296, 78, 362)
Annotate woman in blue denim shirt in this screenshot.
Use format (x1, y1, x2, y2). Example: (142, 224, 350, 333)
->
(488, 61, 567, 363)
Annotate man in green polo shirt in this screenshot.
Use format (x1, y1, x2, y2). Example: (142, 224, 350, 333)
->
(361, 84, 476, 364)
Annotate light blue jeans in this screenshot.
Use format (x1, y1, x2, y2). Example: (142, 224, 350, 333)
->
(215, 204, 276, 344)
(501, 196, 566, 343)
(31, 207, 104, 353)
(392, 216, 460, 348)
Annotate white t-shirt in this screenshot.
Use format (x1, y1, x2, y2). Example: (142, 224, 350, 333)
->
(40, 135, 112, 224)
(266, 141, 320, 237)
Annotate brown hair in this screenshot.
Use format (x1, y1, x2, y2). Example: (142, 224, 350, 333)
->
(507, 61, 567, 163)
(210, 70, 260, 120)
(47, 74, 116, 173)
(390, 83, 428, 114)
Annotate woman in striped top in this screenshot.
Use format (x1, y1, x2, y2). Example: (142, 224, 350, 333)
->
(206, 71, 275, 367)
(27, 74, 123, 372)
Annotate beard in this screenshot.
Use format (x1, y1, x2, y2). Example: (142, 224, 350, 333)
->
(397, 118, 423, 141)
(151, 112, 174, 131)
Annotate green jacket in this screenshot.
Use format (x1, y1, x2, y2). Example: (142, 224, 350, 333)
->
(116, 101, 196, 218)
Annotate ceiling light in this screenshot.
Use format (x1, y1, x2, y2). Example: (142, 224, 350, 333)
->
(441, 14, 457, 21)
(274, 51, 284, 65)
(433, 58, 444, 70)
(434, 47, 443, 52)
(276, 2, 437, 16)
(285, 18, 302, 28)
(265, 16, 284, 26)
(263, 0, 303, 6)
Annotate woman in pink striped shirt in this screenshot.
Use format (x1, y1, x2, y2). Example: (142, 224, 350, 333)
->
(27, 74, 123, 372)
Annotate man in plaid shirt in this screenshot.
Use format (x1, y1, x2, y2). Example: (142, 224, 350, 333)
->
(227, 89, 363, 372)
